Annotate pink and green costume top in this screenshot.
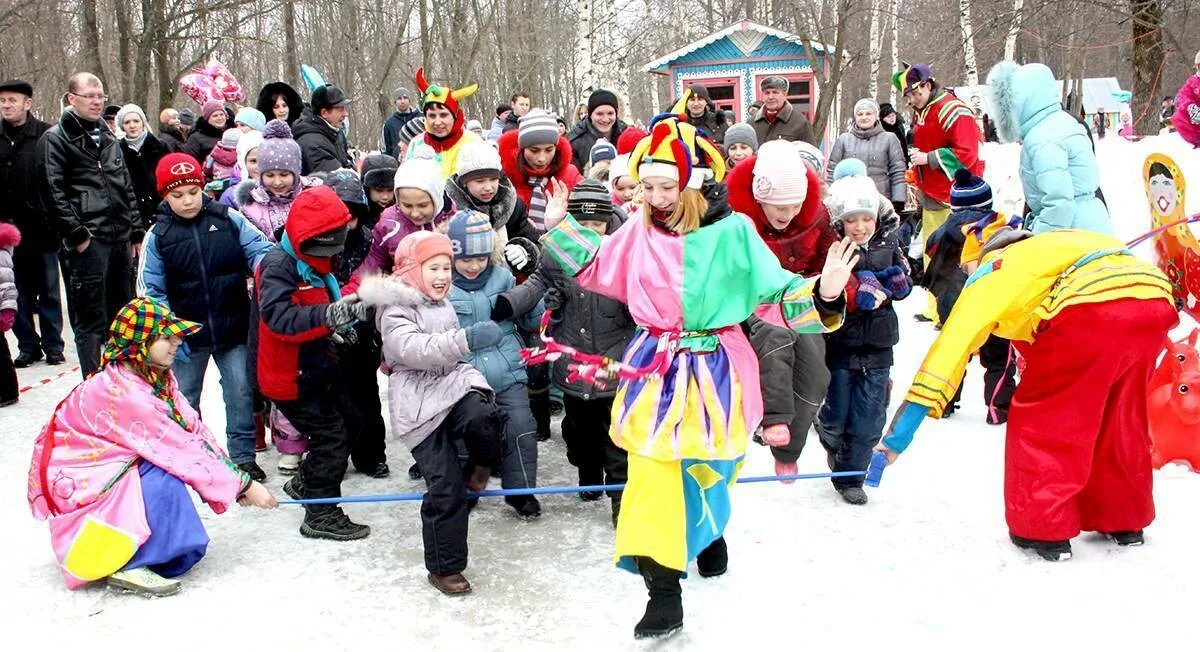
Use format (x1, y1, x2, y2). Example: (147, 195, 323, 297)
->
(540, 212, 844, 462)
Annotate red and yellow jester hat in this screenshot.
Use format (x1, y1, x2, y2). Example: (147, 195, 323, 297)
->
(628, 110, 726, 190)
(415, 68, 478, 115)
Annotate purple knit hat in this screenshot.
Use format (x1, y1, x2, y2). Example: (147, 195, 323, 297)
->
(256, 119, 302, 178)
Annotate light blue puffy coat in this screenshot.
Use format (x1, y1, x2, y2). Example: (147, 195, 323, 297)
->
(449, 264, 543, 393)
(987, 61, 1111, 235)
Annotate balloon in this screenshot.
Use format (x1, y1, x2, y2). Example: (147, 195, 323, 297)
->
(179, 58, 245, 106)
(1149, 328, 1200, 471)
(300, 64, 326, 93)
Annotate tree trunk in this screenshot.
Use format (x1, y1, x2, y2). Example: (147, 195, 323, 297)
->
(80, 0, 106, 81)
(1130, 0, 1165, 135)
(958, 0, 979, 86)
(867, 0, 883, 98)
(284, 0, 299, 88)
(1003, 0, 1024, 61)
(576, 0, 594, 92)
(889, 0, 901, 106)
(114, 3, 134, 100)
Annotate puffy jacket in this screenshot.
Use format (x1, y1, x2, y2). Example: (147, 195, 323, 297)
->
(987, 61, 1111, 235)
(566, 117, 627, 174)
(292, 109, 351, 174)
(235, 175, 323, 243)
(0, 222, 18, 312)
(1172, 74, 1200, 147)
(726, 157, 838, 276)
(445, 173, 540, 243)
(120, 133, 169, 233)
(0, 113, 54, 252)
(498, 130, 583, 212)
(346, 195, 457, 289)
(359, 273, 491, 452)
(449, 265, 542, 393)
(138, 198, 272, 349)
(826, 124, 908, 202)
(37, 111, 141, 247)
(825, 206, 910, 370)
(502, 210, 635, 399)
(182, 115, 224, 163)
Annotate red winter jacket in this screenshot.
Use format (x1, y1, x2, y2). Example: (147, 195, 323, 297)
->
(726, 156, 838, 277)
(498, 130, 583, 209)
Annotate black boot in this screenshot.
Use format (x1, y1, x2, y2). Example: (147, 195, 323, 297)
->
(529, 390, 552, 441)
(696, 537, 728, 578)
(358, 460, 390, 478)
(1010, 533, 1072, 561)
(236, 460, 267, 482)
(505, 494, 542, 519)
(282, 473, 305, 500)
(1104, 530, 1145, 546)
(300, 505, 370, 541)
(407, 462, 422, 480)
(634, 558, 683, 640)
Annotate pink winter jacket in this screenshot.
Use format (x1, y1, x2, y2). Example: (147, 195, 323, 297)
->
(235, 176, 323, 243)
(1173, 74, 1200, 148)
(27, 363, 248, 588)
(343, 199, 457, 294)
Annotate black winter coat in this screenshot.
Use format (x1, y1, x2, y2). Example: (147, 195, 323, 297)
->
(158, 126, 186, 153)
(566, 117, 627, 174)
(293, 110, 351, 174)
(37, 111, 141, 247)
(182, 115, 224, 163)
(825, 214, 909, 370)
(121, 134, 169, 234)
(445, 174, 540, 243)
(0, 113, 55, 252)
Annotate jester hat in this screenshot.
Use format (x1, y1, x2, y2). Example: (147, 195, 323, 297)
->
(101, 297, 201, 371)
(627, 103, 726, 190)
(415, 68, 477, 115)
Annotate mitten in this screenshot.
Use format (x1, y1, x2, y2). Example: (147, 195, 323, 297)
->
(876, 265, 912, 299)
(326, 296, 370, 331)
(464, 320, 502, 351)
(854, 271, 888, 311)
(544, 287, 566, 312)
(0, 309, 14, 332)
(491, 295, 515, 322)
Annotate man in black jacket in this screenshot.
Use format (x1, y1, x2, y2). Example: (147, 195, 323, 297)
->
(0, 79, 64, 368)
(37, 72, 141, 378)
(294, 84, 353, 174)
(380, 86, 420, 158)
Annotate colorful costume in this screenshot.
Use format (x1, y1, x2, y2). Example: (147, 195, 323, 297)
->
(886, 230, 1177, 542)
(541, 117, 844, 572)
(405, 68, 481, 178)
(27, 297, 248, 588)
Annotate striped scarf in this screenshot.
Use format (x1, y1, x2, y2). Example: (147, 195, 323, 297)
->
(527, 176, 550, 232)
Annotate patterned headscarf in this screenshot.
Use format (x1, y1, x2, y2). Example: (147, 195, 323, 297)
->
(101, 297, 201, 427)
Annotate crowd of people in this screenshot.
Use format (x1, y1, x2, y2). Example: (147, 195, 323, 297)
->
(4, 52, 1199, 641)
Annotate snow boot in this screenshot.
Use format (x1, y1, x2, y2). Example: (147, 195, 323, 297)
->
(107, 567, 181, 597)
(253, 413, 268, 452)
(359, 460, 390, 478)
(505, 495, 542, 519)
(282, 474, 305, 500)
(696, 537, 728, 578)
(278, 453, 301, 475)
(1010, 534, 1072, 561)
(236, 460, 267, 482)
(408, 462, 423, 480)
(633, 558, 683, 640)
(428, 572, 472, 596)
(300, 505, 370, 541)
(837, 486, 869, 505)
(1104, 530, 1145, 546)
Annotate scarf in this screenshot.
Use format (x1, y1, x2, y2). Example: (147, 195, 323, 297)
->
(452, 263, 493, 292)
(124, 130, 149, 152)
(764, 107, 781, 123)
(281, 232, 342, 300)
(527, 175, 550, 231)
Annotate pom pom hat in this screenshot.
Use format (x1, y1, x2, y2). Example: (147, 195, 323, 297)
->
(627, 109, 726, 190)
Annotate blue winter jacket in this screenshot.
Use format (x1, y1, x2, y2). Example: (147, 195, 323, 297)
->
(450, 264, 543, 393)
(986, 61, 1111, 235)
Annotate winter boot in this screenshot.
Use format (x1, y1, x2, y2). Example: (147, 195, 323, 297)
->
(505, 495, 542, 519)
(300, 505, 370, 541)
(408, 462, 423, 480)
(837, 486, 868, 505)
(358, 460, 390, 478)
(1010, 533, 1072, 561)
(282, 474, 305, 500)
(278, 453, 301, 475)
(107, 567, 181, 597)
(428, 572, 472, 596)
(633, 557, 684, 640)
(236, 460, 267, 482)
(253, 413, 268, 452)
(580, 468, 604, 501)
(696, 537, 728, 578)
(1104, 530, 1145, 546)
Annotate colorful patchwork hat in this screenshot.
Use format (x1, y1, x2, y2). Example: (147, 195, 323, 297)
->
(101, 297, 201, 369)
(627, 112, 726, 190)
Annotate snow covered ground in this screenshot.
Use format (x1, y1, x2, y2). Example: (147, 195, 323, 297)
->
(3, 135, 1199, 650)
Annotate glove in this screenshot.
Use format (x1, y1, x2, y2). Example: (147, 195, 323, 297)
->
(891, 200, 906, 215)
(0, 309, 14, 332)
(504, 242, 529, 270)
(464, 320, 502, 351)
(876, 265, 912, 299)
(544, 287, 566, 312)
(853, 271, 889, 311)
(491, 295, 514, 322)
(326, 296, 370, 331)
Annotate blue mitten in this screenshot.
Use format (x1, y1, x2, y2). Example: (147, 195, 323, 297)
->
(854, 271, 888, 311)
(876, 265, 912, 299)
(465, 320, 502, 351)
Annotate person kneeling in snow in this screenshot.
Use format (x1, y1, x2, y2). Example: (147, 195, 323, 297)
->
(876, 224, 1178, 561)
(27, 297, 277, 596)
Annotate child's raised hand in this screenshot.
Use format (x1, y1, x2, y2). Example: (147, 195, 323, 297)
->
(818, 237, 860, 301)
(543, 178, 570, 230)
(238, 481, 278, 509)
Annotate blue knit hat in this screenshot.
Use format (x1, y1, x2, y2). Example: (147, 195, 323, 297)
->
(950, 168, 993, 210)
(447, 210, 494, 259)
(589, 139, 616, 166)
(832, 158, 868, 180)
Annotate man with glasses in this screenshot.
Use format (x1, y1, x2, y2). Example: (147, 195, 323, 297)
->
(37, 72, 141, 377)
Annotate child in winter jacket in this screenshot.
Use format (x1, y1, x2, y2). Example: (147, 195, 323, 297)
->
(250, 185, 373, 541)
(498, 181, 633, 525)
(498, 109, 582, 232)
(446, 210, 544, 518)
(360, 153, 398, 221)
(723, 123, 758, 167)
(236, 119, 321, 243)
(136, 153, 273, 480)
(0, 222, 19, 406)
(445, 140, 541, 275)
(607, 154, 639, 213)
(922, 169, 1019, 423)
(725, 141, 838, 479)
(817, 175, 911, 506)
(219, 130, 263, 209)
(27, 297, 277, 596)
(203, 129, 240, 195)
(358, 230, 506, 596)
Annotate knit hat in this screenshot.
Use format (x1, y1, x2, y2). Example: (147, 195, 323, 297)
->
(447, 210, 494, 259)
(589, 139, 616, 166)
(359, 153, 399, 189)
(178, 108, 195, 127)
(311, 169, 367, 208)
(455, 140, 503, 182)
(752, 141, 809, 206)
(394, 158, 446, 216)
(587, 89, 619, 117)
(201, 99, 224, 122)
(609, 154, 631, 182)
(833, 158, 868, 181)
(466, 119, 483, 135)
(115, 104, 148, 131)
(393, 86, 411, 102)
(960, 213, 1024, 265)
(220, 128, 242, 149)
(723, 123, 758, 151)
(398, 116, 426, 145)
(567, 179, 614, 222)
(102, 297, 201, 371)
(155, 153, 206, 197)
(616, 126, 648, 155)
(628, 115, 726, 190)
(894, 63, 934, 95)
(950, 167, 993, 210)
(0, 79, 33, 97)
(825, 176, 880, 225)
(415, 67, 477, 114)
(686, 83, 712, 102)
(256, 119, 302, 178)
(236, 131, 263, 175)
(853, 98, 880, 116)
(793, 141, 826, 177)
(234, 107, 266, 131)
(518, 109, 559, 149)
(394, 231, 454, 296)
(760, 76, 790, 92)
